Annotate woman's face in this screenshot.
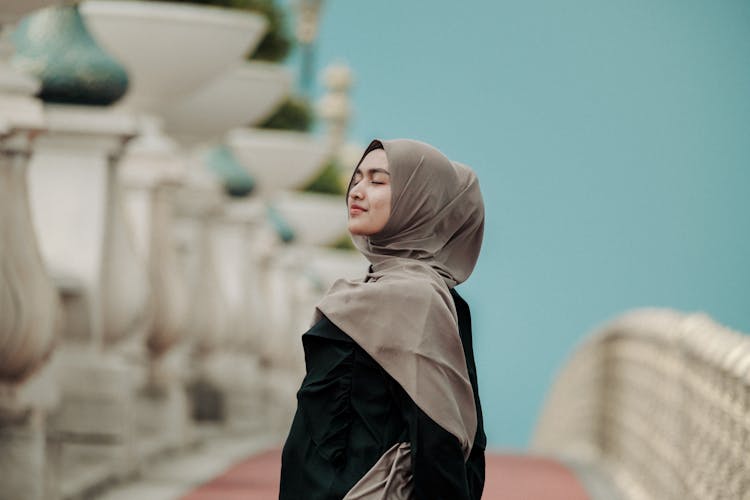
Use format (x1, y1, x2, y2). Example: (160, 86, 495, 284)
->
(347, 148, 392, 236)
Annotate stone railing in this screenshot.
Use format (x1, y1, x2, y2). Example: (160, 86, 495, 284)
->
(532, 309, 750, 500)
(0, 3, 368, 499)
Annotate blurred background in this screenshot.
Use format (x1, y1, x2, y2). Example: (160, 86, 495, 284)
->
(1, 1, 748, 499)
(301, 0, 750, 448)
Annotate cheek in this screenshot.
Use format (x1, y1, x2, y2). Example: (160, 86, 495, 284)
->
(373, 192, 391, 219)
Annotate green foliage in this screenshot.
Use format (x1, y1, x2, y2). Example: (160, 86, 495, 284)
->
(330, 233, 356, 251)
(150, 0, 291, 62)
(235, 0, 291, 62)
(301, 160, 345, 195)
(259, 95, 315, 132)
(150, 0, 231, 4)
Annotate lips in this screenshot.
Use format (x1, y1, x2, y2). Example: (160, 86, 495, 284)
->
(349, 203, 366, 215)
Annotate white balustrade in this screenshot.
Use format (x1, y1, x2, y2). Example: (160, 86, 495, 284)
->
(261, 245, 309, 432)
(117, 116, 196, 451)
(173, 176, 229, 358)
(25, 104, 152, 489)
(119, 117, 189, 364)
(211, 200, 263, 349)
(207, 198, 271, 430)
(0, 3, 61, 498)
(533, 309, 750, 500)
(77, 0, 279, 441)
(1, 0, 365, 496)
(28, 105, 148, 349)
(0, 129, 60, 500)
(0, 135, 59, 393)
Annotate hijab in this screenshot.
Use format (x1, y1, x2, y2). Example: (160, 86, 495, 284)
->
(314, 138, 485, 458)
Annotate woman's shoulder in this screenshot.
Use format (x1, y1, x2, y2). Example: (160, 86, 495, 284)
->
(376, 259, 448, 292)
(449, 287, 469, 311)
(305, 313, 355, 343)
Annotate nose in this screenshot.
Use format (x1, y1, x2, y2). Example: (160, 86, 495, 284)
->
(349, 184, 364, 200)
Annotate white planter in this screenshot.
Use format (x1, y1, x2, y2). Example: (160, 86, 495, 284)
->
(273, 190, 347, 246)
(226, 128, 330, 195)
(79, 0, 267, 113)
(163, 61, 292, 144)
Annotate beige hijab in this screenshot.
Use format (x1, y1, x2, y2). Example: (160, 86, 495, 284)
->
(315, 139, 485, 459)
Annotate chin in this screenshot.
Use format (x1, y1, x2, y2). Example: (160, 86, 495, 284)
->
(348, 222, 373, 236)
(348, 225, 365, 236)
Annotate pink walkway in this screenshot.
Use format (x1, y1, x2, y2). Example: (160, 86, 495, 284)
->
(180, 448, 590, 500)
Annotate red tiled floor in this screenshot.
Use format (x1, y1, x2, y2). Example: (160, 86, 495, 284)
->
(181, 448, 282, 500)
(484, 454, 589, 500)
(181, 448, 589, 500)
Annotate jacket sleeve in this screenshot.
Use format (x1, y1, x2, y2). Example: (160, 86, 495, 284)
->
(390, 382, 472, 500)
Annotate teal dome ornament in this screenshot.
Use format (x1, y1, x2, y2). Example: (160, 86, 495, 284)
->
(266, 205, 295, 244)
(11, 5, 129, 106)
(204, 145, 255, 198)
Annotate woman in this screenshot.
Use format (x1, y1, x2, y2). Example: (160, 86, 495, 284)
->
(280, 139, 486, 499)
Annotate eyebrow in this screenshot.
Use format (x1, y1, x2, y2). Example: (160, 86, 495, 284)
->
(354, 167, 391, 176)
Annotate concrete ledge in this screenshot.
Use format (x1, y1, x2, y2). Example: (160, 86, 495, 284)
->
(94, 426, 283, 500)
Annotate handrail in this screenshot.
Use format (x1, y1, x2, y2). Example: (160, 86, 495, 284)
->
(532, 309, 750, 500)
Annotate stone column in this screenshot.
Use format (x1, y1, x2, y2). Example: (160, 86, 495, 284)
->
(209, 198, 271, 431)
(172, 173, 230, 423)
(26, 105, 152, 493)
(118, 116, 193, 452)
(0, 129, 61, 500)
(0, 3, 60, 499)
(258, 244, 312, 435)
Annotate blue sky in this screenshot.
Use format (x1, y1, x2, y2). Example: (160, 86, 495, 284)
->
(288, 0, 750, 449)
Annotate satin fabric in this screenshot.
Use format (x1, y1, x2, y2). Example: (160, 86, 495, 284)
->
(343, 442, 413, 500)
